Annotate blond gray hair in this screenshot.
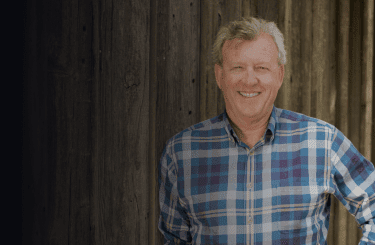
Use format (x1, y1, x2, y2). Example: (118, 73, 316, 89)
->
(213, 17, 286, 66)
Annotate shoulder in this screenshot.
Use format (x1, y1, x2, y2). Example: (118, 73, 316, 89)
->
(275, 107, 335, 130)
(164, 112, 227, 149)
(274, 107, 338, 139)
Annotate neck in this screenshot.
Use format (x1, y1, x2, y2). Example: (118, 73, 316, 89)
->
(227, 109, 272, 148)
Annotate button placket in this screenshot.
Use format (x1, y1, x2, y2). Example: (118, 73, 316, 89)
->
(247, 216, 252, 224)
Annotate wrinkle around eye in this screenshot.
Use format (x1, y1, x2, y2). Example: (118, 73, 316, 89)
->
(254, 67, 271, 74)
(230, 67, 243, 72)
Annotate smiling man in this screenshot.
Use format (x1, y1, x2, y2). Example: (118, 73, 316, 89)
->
(158, 17, 375, 245)
(215, 32, 284, 149)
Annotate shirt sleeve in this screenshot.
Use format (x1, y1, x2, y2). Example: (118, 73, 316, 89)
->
(158, 141, 192, 245)
(330, 128, 375, 244)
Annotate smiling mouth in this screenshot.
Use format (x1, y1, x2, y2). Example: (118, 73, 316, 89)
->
(238, 91, 260, 98)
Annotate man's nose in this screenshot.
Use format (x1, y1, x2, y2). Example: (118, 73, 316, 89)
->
(243, 67, 258, 86)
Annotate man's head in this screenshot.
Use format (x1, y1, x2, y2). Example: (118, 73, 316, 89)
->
(213, 17, 286, 125)
(213, 17, 286, 67)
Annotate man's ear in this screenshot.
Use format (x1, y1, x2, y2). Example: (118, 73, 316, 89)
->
(215, 64, 223, 90)
(278, 64, 285, 87)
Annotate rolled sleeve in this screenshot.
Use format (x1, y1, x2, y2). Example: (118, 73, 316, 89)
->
(330, 128, 375, 244)
(158, 141, 192, 245)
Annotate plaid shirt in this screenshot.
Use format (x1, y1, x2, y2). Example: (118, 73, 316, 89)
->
(158, 106, 375, 245)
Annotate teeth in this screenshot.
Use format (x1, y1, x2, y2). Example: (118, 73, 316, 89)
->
(239, 92, 260, 98)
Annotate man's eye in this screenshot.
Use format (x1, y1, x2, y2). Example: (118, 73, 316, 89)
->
(231, 66, 242, 71)
(257, 66, 268, 70)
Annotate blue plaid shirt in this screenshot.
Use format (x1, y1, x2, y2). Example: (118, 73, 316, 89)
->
(158, 106, 375, 245)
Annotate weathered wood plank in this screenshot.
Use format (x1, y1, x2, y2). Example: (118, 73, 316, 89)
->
(312, 0, 331, 122)
(330, 1, 351, 244)
(149, 0, 159, 244)
(23, 1, 374, 245)
(275, 0, 292, 110)
(360, 0, 374, 161)
(300, 0, 313, 117)
(327, 0, 337, 126)
(241, 0, 257, 18)
(355, 0, 374, 242)
(200, 0, 218, 121)
(156, 0, 200, 136)
(44, 0, 94, 244)
(90, 2, 100, 244)
(91, 0, 151, 244)
(22, 0, 38, 242)
(23, 0, 61, 243)
(348, 0, 363, 153)
(155, 2, 201, 240)
(200, 0, 242, 121)
(346, 0, 364, 243)
(336, 0, 351, 136)
(256, 0, 279, 22)
(288, 0, 302, 113)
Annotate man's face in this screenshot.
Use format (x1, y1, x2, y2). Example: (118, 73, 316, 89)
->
(215, 33, 284, 123)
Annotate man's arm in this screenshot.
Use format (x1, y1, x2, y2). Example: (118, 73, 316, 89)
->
(331, 128, 375, 244)
(158, 141, 192, 245)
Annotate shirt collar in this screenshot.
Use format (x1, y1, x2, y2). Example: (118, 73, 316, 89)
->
(266, 105, 277, 142)
(221, 105, 277, 143)
(221, 111, 238, 142)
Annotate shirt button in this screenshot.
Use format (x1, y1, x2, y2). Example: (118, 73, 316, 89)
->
(247, 183, 252, 189)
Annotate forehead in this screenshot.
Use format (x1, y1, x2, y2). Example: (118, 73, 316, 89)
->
(222, 33, 278, 63)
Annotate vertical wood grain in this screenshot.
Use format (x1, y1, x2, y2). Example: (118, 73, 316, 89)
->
(200, 0, 242, 121)
(241, 0, 257, 18)
(336, 0, 351, 138)
(48, 0, 93, 244)
(331, 1, 351, 244)
(328, 0, 337, 126)
(348, 1, 364, 243)
(23, 0, 58, 243)
(360, 0, 374, 240)
(361, 0, 374, 161)
(149, 0, 159, 243)
(91, 1, 100, 243)
(300, 0, 313, 117)
(200, 0, 217, 121)
(288, 0, 302, 113)
(275, 0, 292, 110)
(23, 1, 374, 244)
(92, 0, 151, 244)
(349, 0, 363, 152)
(156, 0, 200, 136)
(312, 0, 331, 122)
(256, 0, 279, 23)
(154, 1, 201, 238)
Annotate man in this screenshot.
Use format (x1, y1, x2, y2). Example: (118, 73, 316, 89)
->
(158, 17, 375, 244)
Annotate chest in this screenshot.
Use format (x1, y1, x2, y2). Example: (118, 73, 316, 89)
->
(176, 141, 333, 214)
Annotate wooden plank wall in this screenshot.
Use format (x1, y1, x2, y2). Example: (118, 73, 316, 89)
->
(22, 0, 374, 244)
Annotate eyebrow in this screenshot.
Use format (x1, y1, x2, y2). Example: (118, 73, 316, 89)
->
(228, 61, 272, 66)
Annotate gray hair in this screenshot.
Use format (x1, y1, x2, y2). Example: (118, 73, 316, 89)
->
(213, 17, 287, 66)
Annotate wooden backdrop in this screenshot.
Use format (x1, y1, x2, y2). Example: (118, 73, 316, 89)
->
(22, 0, 374, 244)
